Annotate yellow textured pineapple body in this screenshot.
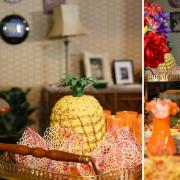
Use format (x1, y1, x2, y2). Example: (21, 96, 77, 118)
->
(157, 53, 176, 72)
(51, 94, 106, 155)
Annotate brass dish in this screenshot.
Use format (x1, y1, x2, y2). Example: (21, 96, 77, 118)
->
(0, 159, 142, 180)
(0, 143, 142, 180)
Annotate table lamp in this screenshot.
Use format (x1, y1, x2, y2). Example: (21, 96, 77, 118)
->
(48, 4, 87, 74)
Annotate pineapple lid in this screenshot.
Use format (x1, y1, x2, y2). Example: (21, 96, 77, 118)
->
(53, 75, 103, 116)
(61, 75, 97, 97)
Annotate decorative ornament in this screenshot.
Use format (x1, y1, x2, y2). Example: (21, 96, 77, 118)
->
(168, 0, 180, 8)
(144, 1, 171, 37)
(4, 0, 21, 3)
(146, 99, 178, 156)
(51, 75, 106, 155)
(144, 1, 171, 68)
(157, 53, 176, 72)
(0, 14, 30, 44)
(144, 32, 169, 68)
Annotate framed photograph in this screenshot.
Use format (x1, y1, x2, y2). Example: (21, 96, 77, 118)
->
(83, 52, 113, 85)
(43, 0, 66, 14)
(170, 12, 180, 32)
(113, 60, 134, 84)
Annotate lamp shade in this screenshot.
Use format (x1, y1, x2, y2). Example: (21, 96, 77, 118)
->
(48, 4, 87, 38)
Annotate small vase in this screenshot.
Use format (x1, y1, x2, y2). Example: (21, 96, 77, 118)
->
(148, 116, 176, 156)
(146, 99, 178, 156)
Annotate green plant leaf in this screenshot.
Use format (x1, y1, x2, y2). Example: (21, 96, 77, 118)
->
(60, 75, 97, 97)
(0, 87, 36, 144)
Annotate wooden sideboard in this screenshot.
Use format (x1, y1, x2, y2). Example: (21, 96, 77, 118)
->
(40, 84, 142, 134)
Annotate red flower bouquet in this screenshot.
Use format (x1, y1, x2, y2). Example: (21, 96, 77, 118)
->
(144, 0, 171, 68)
(144, 32, 169, 68)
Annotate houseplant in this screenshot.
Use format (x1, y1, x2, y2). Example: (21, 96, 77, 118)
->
(0, 87, 36, 146)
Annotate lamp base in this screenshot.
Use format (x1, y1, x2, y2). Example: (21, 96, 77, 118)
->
(64, 37, 70, 75)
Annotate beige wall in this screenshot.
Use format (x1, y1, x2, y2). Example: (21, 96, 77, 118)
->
(0, 0, 142, 130)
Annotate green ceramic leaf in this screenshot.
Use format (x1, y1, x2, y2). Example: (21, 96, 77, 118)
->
(61, 75, 97, 97)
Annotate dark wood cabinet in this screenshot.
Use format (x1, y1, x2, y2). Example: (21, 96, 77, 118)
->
(145, 81, 180, 101)
(40, 84, 142, 133)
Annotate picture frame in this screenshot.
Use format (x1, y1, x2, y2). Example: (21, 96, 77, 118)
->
(170, 12, 180, 32)
(83, 51, 113, 85)
(113, 60, 134, 84)
(43, 0, 66, 14)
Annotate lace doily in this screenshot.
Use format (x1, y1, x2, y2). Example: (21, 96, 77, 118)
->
(15, 127, 141, 176)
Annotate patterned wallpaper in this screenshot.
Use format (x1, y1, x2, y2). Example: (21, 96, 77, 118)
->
(0, 0, 142, 130)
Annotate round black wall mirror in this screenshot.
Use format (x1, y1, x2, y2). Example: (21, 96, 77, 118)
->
(0, 14, 30, 44)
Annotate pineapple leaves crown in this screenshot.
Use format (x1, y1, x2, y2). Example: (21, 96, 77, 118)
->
(61, 75, 97, 97)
